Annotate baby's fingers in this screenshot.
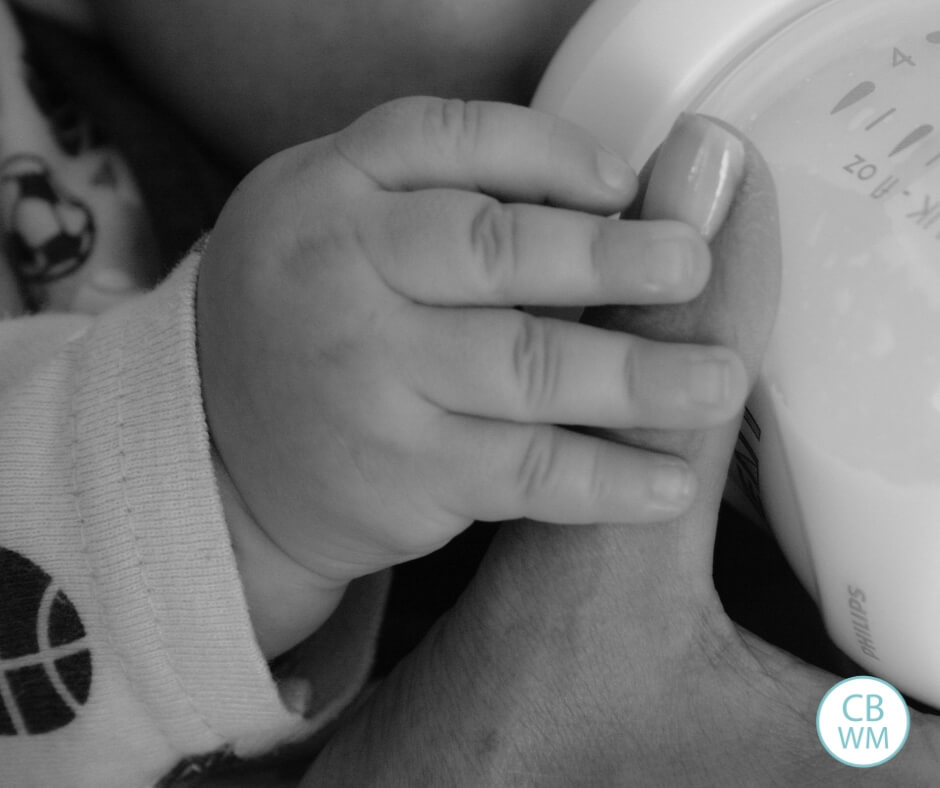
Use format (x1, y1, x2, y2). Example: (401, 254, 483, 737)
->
(437, 418, 697, 525)
(403, 308, 748, 430)
(331, 96, 636, 213)
(364, 191, 710, 307)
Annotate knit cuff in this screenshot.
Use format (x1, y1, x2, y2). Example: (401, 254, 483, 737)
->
(72, 251, 386, 758)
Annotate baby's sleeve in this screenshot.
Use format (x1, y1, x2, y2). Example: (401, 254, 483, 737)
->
(0, 252, 388, 788)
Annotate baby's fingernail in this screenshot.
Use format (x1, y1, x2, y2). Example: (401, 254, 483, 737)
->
(641, 114, 745, 241)
(688, 358, 733, 407)
(596, 146, 635, 193)
(650, 460, 696, 509)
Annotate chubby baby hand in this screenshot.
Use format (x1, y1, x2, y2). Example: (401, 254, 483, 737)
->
(196, 98, 748, 654)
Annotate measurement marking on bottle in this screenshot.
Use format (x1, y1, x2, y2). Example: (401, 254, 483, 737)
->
(865, 108, 897, 130)
(890, 124, 935, 156)
(893, 47, 916, 68)
(832, 81, 876, 115)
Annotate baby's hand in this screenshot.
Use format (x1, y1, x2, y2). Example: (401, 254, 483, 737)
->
(196, 98, 748, 655)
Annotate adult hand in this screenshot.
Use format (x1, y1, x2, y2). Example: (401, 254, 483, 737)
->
(300, 120, 940, 786)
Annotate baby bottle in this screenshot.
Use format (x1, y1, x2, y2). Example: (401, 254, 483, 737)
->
(534, 0, 940, 708)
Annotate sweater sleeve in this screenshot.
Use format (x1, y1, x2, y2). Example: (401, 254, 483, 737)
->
(0, 252, 388, 788)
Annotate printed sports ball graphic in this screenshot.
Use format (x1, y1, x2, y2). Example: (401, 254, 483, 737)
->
(0, 547, 92, 735)
(0, 153, 95, 283)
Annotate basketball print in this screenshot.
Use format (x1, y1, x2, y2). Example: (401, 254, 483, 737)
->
(0, 547, 92, 735)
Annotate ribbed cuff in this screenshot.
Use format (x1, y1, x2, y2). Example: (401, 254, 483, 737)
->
(72, 251, 386, 758)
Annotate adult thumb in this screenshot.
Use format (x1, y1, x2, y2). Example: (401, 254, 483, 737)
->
(582, 114, 782, 463)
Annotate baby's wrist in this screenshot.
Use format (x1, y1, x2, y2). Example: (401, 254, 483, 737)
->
(211, 446, 349, 659)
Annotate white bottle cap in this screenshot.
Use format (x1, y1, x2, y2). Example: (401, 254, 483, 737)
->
(533, 0, 828, 169)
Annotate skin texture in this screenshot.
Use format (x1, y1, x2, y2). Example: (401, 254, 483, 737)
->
(198, 101, 747, 658)
(297, 128, 940, 786)
(74, 3, 940, 779)
(91, 0, 596, 168)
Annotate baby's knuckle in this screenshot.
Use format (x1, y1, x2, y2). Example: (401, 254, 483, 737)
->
(586, 219, 608, 289)
(585, 442, 612, 508)
(423, 98, 484, 161)
(512, 316, 559, 415)
(469, 199, 518, 294)
(620, 338, 642, 420)
(516, 430, 562, 503)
